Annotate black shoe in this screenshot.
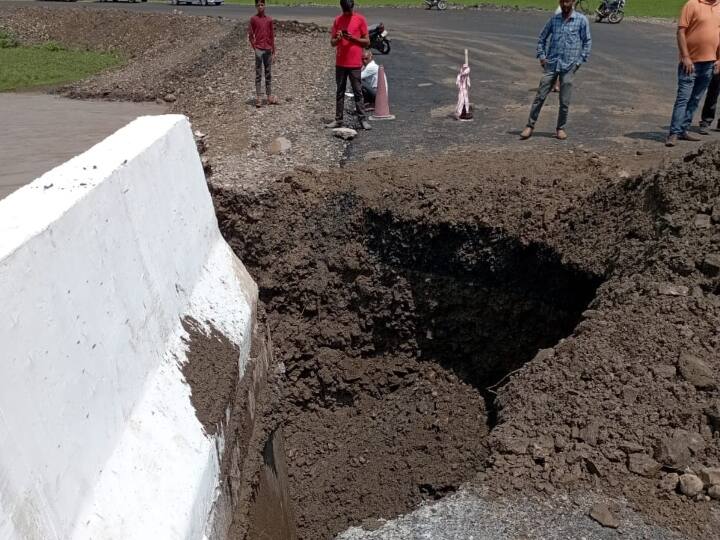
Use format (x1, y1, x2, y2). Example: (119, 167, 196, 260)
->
(360, 120, 372, 130)
(325, 120, 343, 128)
(699, 124, 710, 135)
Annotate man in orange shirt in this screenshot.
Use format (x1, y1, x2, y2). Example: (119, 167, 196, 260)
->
(666, 0, 720, 147)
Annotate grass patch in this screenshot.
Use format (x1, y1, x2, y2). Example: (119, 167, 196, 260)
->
(223, 0, 684, 18)
(0, 36, 122, 92)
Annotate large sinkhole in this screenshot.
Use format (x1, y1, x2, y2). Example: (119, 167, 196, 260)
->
(216, 188, 602, 540)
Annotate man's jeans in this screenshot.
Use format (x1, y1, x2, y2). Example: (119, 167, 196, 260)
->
(700, 72, 720, 128)
(527, 67, 577, 131)
(254, 49, 272, 96)
(335, 66, 367, 122)
(669, 61, 714, 135)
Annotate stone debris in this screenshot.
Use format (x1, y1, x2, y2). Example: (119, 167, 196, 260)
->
(708, 485, 720, 500)
(679, 474, 704, 497)
(163, 93, 177, 103)
(698, 468, 720, 488)
(694, 213, 711, 228)
(677, 353, 716, 390)
(655, 433, 691, 470)
(333, 127, 358, 140)
(268, 137, 292, 155)
(627, 453, 662, 477)
(657, 283, 689, 296)
(589, 503, 620, 529)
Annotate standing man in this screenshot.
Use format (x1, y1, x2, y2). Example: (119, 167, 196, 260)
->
(699, 72, 720, 133)
(520, 0, 591, 141)
(249, 0, 278, 108)
(325, 0, 372, 130)
(666, 0, 720, 147)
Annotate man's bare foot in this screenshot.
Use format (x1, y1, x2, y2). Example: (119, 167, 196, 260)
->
(556, 129, 568, 140)
(267, 95, 279, 105)
(255, 97, 263, 108)
(520, 126, 533, 140)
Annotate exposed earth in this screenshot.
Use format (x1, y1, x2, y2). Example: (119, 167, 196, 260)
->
(3, 4, 720, 540)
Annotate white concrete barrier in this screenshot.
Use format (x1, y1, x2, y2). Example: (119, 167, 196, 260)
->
(0, 115, 257, 540)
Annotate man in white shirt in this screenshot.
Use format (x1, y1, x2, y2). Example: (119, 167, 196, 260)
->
(361, 49, 386, 106)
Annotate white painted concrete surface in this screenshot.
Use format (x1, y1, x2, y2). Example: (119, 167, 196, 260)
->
(0, 115, 256, 540)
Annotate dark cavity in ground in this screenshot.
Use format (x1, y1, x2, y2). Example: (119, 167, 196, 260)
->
(214, 180, 601, 539)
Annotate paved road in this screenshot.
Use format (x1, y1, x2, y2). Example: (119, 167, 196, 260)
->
(0, 93, 165, 199)
(8, 2, 710, 159)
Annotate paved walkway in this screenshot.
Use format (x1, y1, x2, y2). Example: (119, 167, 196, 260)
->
(0, 93, 165, 200)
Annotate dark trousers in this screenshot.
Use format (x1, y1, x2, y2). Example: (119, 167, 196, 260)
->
(255, 49, 272, 96)
(700, 72, 720, 128)
(526, 67, 576, 130)
(335, 66, 366, 122)
(362, 86, 376, 104)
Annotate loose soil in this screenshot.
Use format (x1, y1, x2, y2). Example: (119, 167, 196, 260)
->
(213, 144, 720, 540)
(181, 317, 241, 436)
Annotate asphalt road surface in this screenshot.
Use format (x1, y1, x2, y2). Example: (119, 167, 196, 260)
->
(9, 2, 705, 160)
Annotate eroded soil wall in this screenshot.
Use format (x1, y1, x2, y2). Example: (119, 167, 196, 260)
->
(213, 169, 601, 539)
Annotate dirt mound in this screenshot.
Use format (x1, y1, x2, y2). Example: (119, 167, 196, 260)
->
(214, 145, 720, 539)
(488, 145, 720, 537)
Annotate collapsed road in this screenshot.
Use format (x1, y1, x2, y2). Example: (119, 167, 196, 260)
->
(2, 4, 720, 539)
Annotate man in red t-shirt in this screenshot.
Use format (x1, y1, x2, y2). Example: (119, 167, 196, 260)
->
(249, 0, 278, 108)
(325, 0, 372, 130)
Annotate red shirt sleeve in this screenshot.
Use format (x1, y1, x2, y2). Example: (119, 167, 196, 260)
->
(249, 17, 256, 48)
(270, 18, 275, 52)
(359, 16, 368, 36)
(331, 17, 339, 37)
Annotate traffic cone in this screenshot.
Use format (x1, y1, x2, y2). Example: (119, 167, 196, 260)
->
(370, 65, 395, 121)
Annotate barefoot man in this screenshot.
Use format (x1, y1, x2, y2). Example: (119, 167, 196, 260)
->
(521, 0, 591, 141)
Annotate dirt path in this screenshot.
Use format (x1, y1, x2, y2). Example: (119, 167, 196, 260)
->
(0, 93, 165, 199)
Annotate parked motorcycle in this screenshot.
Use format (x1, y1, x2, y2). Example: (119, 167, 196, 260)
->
(595, 0, 625, 23)
(369, 23, 391, 55)
(424, 0, 448, 10)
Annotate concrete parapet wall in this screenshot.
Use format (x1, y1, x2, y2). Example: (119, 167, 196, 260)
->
(0, 115, 257, 540)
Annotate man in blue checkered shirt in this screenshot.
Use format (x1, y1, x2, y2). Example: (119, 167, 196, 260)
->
(521, 0, 592, 141)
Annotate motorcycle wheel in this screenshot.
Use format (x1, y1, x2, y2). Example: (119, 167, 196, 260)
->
(377, 40, 391, 54)
(608, 10, 624, 23)
(437, 0, 448, 10)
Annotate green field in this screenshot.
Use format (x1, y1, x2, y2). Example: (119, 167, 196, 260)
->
(0, 39, 122, 92)
(226, 0, 684, 18)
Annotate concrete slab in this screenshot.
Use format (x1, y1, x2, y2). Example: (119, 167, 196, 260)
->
(0, 93, 165, 199)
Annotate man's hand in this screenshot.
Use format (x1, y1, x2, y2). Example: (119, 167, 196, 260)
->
(715, 59, 720, 75)
(272, 52, 276, 62)
(540, 58, 547, 68)
(681, 56, 695, 75)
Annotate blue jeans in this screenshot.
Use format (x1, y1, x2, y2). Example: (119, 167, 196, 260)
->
(669, 61, 715, 135)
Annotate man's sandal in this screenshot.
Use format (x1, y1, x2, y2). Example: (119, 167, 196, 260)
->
(556, 129, 568, 140)
(520, 127, 533, 140)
